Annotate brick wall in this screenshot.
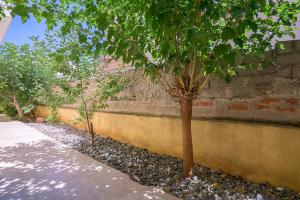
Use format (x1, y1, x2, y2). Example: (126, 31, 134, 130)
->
(102, 40, 300, 126)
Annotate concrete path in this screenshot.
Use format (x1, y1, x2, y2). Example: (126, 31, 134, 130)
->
(0, 121, 178, 200)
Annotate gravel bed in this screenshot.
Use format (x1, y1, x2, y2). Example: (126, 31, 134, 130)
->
(28, 122, 300, 200)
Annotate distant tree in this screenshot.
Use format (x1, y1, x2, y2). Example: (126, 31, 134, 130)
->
(0, 42, 54, 120)
(6, 0, 299, 176)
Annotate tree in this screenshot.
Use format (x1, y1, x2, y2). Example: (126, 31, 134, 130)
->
(39, 30, 99, 145)
(6, 0, 299, 176)
(30, 36, 67, 123)
(0, 42, 54, 120)
(37, 29, 126, 146)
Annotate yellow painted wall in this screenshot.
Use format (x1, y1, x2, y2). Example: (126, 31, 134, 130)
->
(35, 106, 300, 192)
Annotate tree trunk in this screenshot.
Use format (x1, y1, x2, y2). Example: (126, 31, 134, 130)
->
(83, 109, 94, 147)
(90, 122, 95, 147)
(80, 93, 95, 148)
(180, 97, 194, 177)
(13, 96, 24, 121)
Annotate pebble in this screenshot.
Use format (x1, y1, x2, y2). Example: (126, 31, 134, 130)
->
(28, 123, 300, 200)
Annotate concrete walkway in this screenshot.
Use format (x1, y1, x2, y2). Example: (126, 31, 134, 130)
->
(0, 121, 177, 200)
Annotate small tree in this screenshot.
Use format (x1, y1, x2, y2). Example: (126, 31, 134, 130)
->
(39, 30, 126, 146)
(74, 72, 125, 147)
(0, 42, 54, 120)
(7, 0, 299, 176)
(41, 30, 99, 145)
(30, 36, 67, 122)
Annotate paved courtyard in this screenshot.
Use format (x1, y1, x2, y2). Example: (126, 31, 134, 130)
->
(0, 121, 177, 200)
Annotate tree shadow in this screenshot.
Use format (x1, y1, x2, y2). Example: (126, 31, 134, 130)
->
(0, 139, 175, 200)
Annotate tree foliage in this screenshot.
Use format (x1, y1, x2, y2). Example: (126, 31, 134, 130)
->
(0, 42, 55, 120)
(4, 0, 299, 84)
(38, 29, 126, 146)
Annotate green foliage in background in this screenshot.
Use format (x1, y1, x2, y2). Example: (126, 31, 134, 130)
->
(0, 99, 17, 117)
(0, 42, 56, 120)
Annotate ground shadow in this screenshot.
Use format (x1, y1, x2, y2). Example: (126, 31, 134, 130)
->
(0, 139, 174, 200)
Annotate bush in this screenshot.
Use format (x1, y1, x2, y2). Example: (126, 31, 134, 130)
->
(46, 109, 58, 123)
(2, 104, 17, 118)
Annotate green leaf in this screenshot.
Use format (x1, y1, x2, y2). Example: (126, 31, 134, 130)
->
(214, 44, 229, 56)
(55, 54, 64, 62)
(248, 21, 258, 32)
(222, 27, 236, 40)
(224, 52, 236, 65)
(224, 73, 232, 83)
(21, 15, 28, 23)
(79, 33, 87, 43)
(233, 38, 244, 48)
(231, 6, 244, 17)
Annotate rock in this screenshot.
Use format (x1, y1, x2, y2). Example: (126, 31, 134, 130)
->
(211, 182, 221, 190)
(163, 186, 170, 192)
(276, 187, 284, 191)
(165, 178, 173, 185)
(220, 173, 227, 179)
(256, 194, 264, 200)
(173, 174, 180, 181)
(36, 117, 44, 123)
(130, 174, 141, 182)
(192, 176, 198, 182)
(234, 186, 246, 194)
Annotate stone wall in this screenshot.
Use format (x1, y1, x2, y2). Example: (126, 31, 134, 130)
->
(103, 40, 300, 126)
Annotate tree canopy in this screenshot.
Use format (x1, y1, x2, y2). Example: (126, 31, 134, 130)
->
(3, 1, 299, 87)
(0, 41, 55, 119)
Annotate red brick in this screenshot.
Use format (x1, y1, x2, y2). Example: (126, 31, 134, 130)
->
(260, 98, 280, 105)
(36, 118, 44, 123)
(285, 98, 299, 105)
(255, 104, 269, 111)
(228, 103, 248, 111)
(199, 101, 213, 107)
(276, 107, 296, 112)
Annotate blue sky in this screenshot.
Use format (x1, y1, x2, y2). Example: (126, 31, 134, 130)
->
(2, 13, 300, 45)
(2, 15, 47, 45)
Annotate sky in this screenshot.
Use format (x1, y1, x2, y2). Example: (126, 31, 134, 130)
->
(2, 15, 47, 45)
(1, 13, 300, 45)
